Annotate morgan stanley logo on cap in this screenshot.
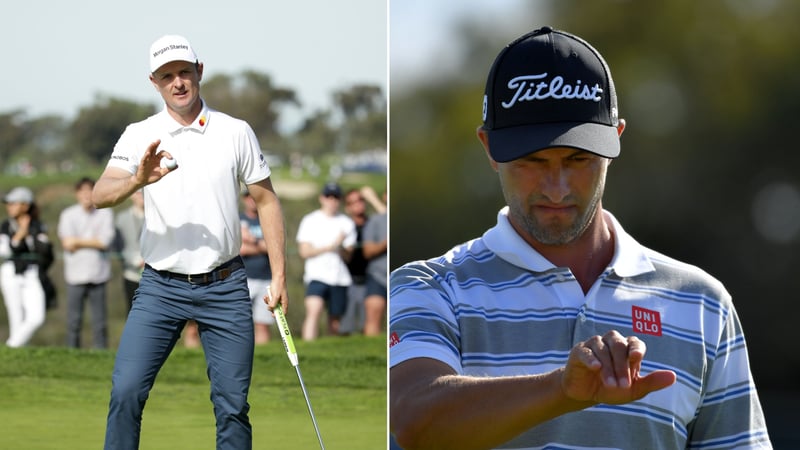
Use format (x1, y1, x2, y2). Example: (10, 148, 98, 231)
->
(482, 26, 620, 162)
(149, 35, 198, 73)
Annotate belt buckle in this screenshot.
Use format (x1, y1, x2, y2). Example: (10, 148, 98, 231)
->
(187, 273, 207, 284)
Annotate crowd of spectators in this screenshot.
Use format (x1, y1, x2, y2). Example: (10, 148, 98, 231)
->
(0, 180, 386, 349)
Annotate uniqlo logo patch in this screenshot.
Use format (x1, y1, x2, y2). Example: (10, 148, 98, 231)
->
(389, 332, 400, 348)
(632, 305, 662, 336)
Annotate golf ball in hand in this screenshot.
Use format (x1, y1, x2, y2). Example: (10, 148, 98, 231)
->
(163, 158, 178, 169)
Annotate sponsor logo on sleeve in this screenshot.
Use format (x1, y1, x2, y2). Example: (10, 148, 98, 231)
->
(389, 332, 400, 348)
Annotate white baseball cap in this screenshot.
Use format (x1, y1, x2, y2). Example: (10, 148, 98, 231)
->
(3, 187, 34, 204)
(149, 35, 198, 73)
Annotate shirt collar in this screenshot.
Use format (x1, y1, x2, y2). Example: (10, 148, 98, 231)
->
(604, 209, 655, 277)
(483, 206, 654, 277)
(158, 100, 210, 136)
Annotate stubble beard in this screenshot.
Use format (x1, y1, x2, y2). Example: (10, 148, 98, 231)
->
(510, 183, 605, 247)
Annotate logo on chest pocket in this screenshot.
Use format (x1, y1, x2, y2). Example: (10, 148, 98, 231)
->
(632, 305, 662, 336)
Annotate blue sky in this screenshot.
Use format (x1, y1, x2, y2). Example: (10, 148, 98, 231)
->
(1, 0, 544, 130)
(0, 0, 386, 129)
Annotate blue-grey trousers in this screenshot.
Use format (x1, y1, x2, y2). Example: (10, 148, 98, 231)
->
(104, 264, 254, 450)
(66, 282, 108, 349)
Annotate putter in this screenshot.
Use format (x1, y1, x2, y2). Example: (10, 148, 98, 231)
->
(268, 288, 326, 450)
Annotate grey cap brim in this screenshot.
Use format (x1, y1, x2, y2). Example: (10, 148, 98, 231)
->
(487, 122, 620, 162)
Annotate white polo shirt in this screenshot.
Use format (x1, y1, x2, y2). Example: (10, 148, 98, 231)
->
(296, 209, 356, 286)
(107, 101, 270, 274)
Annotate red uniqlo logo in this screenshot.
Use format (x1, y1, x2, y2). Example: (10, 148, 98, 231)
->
(632, 306, 662, 336)
(389, 332, 400, 348)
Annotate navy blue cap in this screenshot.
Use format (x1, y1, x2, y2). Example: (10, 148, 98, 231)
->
(322, 182, 342, 198)
(482, 26, 620, 162)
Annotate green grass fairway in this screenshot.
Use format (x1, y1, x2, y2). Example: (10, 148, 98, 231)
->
(0, 336, 386, 449)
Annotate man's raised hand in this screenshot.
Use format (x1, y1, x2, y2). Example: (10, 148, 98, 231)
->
(561, 330, 676, 405)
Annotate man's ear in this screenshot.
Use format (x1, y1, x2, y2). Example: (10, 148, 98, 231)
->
(617, 118, 626, 137)
(476, 126, 499, 172)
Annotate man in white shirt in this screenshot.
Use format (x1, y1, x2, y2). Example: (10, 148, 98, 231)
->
(92, 34, 289, 450)
(58, 177, 115, 349)
(296, 182, 356, 340)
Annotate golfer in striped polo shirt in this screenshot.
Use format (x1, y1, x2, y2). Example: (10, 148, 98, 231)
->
(389, 27, 771, 450)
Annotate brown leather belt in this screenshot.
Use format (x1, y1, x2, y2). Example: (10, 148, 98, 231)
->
(146, 257, 244, 285)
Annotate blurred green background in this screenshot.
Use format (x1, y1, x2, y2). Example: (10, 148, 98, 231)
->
(0, 166, 386, 348)
(390, 1, 799, 446)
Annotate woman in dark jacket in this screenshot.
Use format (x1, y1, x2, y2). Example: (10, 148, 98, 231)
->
(0, 187, 54, 347)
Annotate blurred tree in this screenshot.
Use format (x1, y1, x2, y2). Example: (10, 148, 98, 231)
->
(26, 115, 67, 156)
(202, 70, 300, 153)
(0, 70, 386, 175)
(0, 110, 30, 171)
(0, 112, 69, 174)
(332, 84, 387, 152)
(334, 84, 384, 120)
(292, 110, 338, 157)
(67, 97, 156, 164)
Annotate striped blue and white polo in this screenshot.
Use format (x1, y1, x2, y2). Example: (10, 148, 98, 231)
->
(390, 207, 771, 449)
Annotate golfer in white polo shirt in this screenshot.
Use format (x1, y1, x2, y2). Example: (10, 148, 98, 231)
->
(92, 34, 289, 450)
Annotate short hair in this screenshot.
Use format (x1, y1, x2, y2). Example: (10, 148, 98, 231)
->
(75, 176, 95, 190)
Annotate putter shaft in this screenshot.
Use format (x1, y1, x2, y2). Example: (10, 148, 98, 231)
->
(268, 289, 326, 450)
(295, 366, 325, 450)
